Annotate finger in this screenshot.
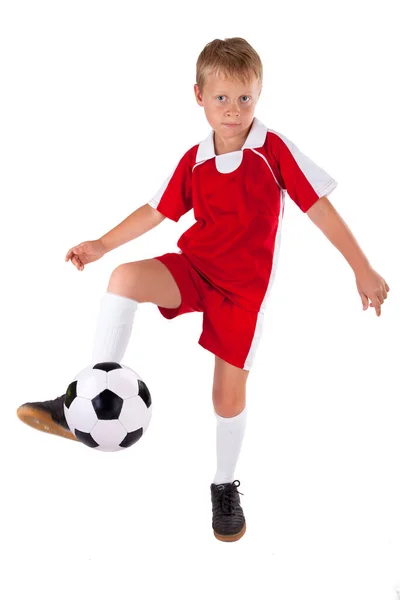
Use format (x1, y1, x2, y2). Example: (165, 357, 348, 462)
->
(360, 292, 369, 310)
(66, 248, 78, 262)
(68, 245, 80, 258)
(373, 300, 381, 316)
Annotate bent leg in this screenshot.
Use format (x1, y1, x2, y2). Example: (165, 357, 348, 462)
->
(92, 258, 182, 364)
(107, 259, 182, 308)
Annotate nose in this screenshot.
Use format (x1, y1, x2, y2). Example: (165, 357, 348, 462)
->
(226, 101, 240, 116)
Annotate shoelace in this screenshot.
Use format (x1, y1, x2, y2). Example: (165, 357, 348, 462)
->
(215, 480, 243, 515)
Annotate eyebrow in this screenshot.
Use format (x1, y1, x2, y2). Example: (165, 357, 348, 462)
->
(213, 91, 254, 95)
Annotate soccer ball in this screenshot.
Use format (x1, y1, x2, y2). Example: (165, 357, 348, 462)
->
(63, 361, 152, 452)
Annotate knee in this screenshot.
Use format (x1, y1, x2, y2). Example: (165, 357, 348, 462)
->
(107, 263, 139, 297)
(212, 389, 246, 418)
(110, 263, 134, 280)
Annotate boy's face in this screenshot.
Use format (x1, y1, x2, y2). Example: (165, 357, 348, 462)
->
(194, 71, 262, 143)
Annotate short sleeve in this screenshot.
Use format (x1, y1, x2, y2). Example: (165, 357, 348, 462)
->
(267, 130, 338, 213)
(148, 148, 193, 222)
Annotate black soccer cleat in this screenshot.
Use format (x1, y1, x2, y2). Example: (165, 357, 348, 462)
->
(17, 394, 78, 441)
(210, 479, 246, 542)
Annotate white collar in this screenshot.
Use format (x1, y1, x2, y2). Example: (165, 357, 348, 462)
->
(195, 116, 268, 164)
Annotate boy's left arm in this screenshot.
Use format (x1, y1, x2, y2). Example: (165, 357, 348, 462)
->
(306, 196, 390, 317)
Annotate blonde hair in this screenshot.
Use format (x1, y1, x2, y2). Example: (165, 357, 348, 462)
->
(196, 37, 263, 95)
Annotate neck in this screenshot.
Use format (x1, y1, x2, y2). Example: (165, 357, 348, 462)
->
(213, 119, 254, 155)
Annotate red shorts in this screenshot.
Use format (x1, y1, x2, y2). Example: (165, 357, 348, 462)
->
(153, 251, 265, 370)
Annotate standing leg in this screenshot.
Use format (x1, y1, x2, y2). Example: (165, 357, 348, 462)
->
(210, 355, 249, 542)
(212, 355, 249, 484)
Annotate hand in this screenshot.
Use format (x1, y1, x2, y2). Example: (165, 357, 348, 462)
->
(355, 265, 390, 317)
(65, 239, 107, 271)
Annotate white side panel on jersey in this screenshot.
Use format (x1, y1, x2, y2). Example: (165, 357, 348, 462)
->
(243, 188, 285, 370)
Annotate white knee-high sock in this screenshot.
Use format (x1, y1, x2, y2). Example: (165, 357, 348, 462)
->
(213, 406, 248, 484)
(91, 292, 139, 364)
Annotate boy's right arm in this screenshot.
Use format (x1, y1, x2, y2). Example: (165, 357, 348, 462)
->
(66, 204, 166, 271)
(100, 203, 166, 252)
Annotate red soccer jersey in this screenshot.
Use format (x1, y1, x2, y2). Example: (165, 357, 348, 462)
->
(148, 116, 338, 313)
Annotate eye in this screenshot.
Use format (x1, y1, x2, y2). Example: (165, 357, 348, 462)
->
(216, 95, 251, 102)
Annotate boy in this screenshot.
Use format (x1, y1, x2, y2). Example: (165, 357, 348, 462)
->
(17, 37, 390, 543)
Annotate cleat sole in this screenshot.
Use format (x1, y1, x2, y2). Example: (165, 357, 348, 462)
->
(16, 405, 78, 441)
(213, 521, 246, 542)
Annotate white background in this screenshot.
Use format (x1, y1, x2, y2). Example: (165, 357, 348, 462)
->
(1, 1, 399, 599)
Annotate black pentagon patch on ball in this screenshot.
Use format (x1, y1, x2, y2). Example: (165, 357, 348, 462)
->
(74, 429, 99, 447)
(138, 379, 152, 408)
(93, 362, 122, 373)
(65, 380, 78, 409)
(119, 428, 143, 448)
(92, 388, 123, 419)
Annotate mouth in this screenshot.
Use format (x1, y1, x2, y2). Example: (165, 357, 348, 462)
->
(222, 123, 240, 128)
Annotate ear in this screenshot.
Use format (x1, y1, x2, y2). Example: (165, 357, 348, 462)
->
(194, 83, 203, 106)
